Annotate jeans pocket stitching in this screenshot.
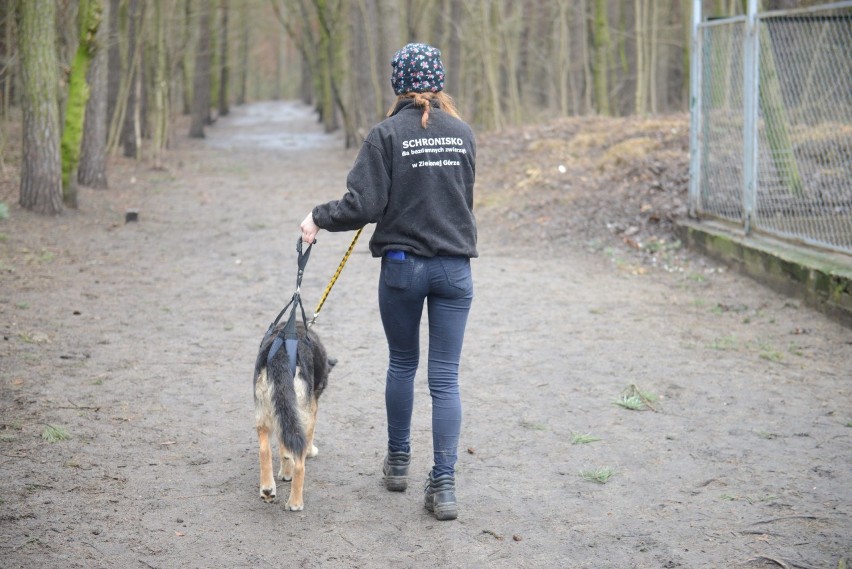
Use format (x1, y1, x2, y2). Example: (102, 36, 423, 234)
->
(439, 258, 471, 292)
(383, 259, 412, 290)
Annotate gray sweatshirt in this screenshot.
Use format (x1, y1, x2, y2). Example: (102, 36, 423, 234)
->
(312, 99, 477, 258)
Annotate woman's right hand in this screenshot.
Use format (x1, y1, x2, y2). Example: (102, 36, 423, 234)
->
(300, 212, 320, 244)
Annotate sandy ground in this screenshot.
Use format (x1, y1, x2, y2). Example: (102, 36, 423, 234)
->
(1, 101, 850, 569)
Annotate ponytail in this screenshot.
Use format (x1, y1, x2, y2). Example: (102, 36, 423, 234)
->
(387, 92, 461, 128)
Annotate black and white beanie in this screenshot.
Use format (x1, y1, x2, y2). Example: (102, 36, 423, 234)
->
(390, 43, 445, 96)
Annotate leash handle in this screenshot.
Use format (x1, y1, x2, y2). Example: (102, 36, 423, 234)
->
(311, 226, 363, 326)
(295, 237, 313, 291)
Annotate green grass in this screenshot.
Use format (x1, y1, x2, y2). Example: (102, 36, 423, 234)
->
(33, 250, 55, 263)
(571, 433, 601, 445)
(614, 384, 659, 411)
(520, 420, 548, 431)
(759, 349, 783, 362)
(580, 467, 615, 484)
(707, 334, 738, 351)
(41, 425, 70, 443)
(17, 332, 36, 343)
(0, 202, 8, 220)
(614, 394, 644, 410)
(645, 239, 681, 254)
(787, 343, 804, 357)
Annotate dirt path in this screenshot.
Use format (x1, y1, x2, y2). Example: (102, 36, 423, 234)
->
(1, 101, 850, 569)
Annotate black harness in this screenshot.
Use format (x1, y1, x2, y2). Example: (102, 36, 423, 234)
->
(262, 238, 313, 376)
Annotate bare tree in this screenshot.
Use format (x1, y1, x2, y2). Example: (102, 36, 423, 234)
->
(62, 0, 104, 208)
(218, 0, 229, 116)
(18, 0, 63, 214)
(106, 0, 120, 128)
(236, 0, 249, 105)
(1, 0, 16, 119)
(79, 0, 110, 189)
(121, 0, 143, 157)
(151, 0, 169, 167)
(593, 0, 611, 115)
(189, 0, 213, 138)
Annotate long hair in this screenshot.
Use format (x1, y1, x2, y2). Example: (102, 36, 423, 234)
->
(386, 91, 461, 128)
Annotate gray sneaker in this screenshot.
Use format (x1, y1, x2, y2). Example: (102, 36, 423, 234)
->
(424, 472, 457, 521)
(382, 450, 411, 492)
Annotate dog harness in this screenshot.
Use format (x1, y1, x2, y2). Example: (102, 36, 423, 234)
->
(263, 238, 313, 376)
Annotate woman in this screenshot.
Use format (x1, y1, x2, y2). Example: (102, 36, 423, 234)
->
(300, 43, 476, 521)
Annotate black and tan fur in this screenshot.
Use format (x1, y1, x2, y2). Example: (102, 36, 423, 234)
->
(253, 320, 332, 511)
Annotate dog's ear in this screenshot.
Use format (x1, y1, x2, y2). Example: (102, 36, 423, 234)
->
(327, 357, 338, 369)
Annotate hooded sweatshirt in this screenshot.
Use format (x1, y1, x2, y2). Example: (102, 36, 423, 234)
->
(311, 98, 477, 258)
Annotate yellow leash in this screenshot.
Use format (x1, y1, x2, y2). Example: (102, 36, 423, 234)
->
(310, 227, 364, 326)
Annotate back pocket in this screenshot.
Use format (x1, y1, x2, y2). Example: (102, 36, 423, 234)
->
(439, 257, 472, 292)
(383, 258, 413, 290)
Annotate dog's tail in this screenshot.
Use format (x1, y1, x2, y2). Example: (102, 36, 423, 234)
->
(265, 344, 307, 459)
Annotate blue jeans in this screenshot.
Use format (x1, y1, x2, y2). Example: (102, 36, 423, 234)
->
(379, 254, 473, 479)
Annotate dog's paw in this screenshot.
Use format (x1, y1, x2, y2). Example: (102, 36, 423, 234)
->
(259, 485, 277, 503)
(279, 457, 294, 481)
(284, 499, 304, 512)
(307, 444, 319, 458)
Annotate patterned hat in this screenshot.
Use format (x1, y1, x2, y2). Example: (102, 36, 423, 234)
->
(390, 43, 445, 96)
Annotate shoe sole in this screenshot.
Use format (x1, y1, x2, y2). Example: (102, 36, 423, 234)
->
(433, 503, 457, 521)
(384, 475, 408, 492)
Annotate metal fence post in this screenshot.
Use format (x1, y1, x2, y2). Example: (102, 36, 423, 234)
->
(688, 0, 703, 218)
(742, 0, 760, 235)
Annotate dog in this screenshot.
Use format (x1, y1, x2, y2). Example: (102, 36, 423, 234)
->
(253, 319, 333, 511)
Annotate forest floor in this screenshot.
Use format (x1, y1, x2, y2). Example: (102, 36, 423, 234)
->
(0, 102, 850, 569)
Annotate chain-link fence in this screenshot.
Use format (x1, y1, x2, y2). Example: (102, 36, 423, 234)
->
(689, 2, 852, 254)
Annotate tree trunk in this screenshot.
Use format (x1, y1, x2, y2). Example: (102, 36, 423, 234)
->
(62, 0, 104, 207)
(18, 0, 63, 215)
(218, 0, 229, 116)
(579, 0, 593, 114)
(272, 20, 281, 100)
(649, 0, 659, 114)
(236, 0, 248, 105)
(151, 0, 169, 168)
(122, 0, 141, 157)
(475, 0, 502, 131)
(634, 0, 647, 114)
(555, 0, 571, 115)
(592, 0, 611, 115)
(189, 0, 212, 138)
(500, 2, 523, 125)
(316, 0, 336, 132)
(355, 0, 383, 124)
(179, 0, 193, 115)
(106, 0, 120, 129)
(79, 0, 110, 189)
(443, 0, 461, 100)
(1, 0, 16, 119)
